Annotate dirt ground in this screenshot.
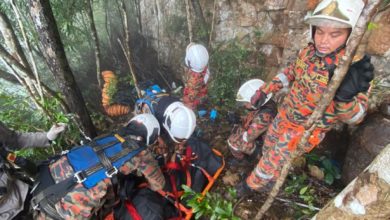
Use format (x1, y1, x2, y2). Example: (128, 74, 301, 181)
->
(196, 113, 342, 220)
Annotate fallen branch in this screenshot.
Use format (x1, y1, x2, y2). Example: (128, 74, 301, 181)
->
(254, 1, 382, 219)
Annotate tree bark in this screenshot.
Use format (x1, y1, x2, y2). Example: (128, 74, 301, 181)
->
(191, 0, 209, 44)
(313, 144, 390, 220)
(135, 0, 142, 33)
(119, 0, 141, 98)
(254, 1, 382, 219)
(0, 12, 31, 70)
(85, 0, 102, 88)
(185, 0, 193, 42)
(28, 0, 96, 138)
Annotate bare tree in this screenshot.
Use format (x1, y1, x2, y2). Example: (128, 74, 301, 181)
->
(0, 11, 67, 118)
(28, 0, 96, 138)
(85, 0, 102, 88)
(118, 0, 141, 98)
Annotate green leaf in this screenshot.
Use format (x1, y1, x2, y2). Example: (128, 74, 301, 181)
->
(324, 173, 334, 185)
(215, 206, 226, 215)
(299, 186, 308, 195)
(367, 22, 378, 31)
(195, 211, 203, 219)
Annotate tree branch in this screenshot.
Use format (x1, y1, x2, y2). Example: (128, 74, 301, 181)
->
(185, 0, 193, 42)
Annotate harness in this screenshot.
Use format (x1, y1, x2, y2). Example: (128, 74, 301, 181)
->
(158, 143, 225, 220)
(31, 133, 145, 220)
(135, 93, 169, 115)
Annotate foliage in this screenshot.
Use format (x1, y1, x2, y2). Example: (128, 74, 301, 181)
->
(284, 173, 317, 218)
(305, 153, 341, 185)
(0, 89, 80, 161)
(181, 185, 239, 220)
(209, 41, 265, 108)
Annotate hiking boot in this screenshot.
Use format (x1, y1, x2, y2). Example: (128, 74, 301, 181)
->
(235, 181, 256, 198)
(235, 181, 275, 198)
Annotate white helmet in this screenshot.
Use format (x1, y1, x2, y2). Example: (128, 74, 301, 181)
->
(127, 113, 160, 145)
(305, 0, 364, 38)
(185, 43, 209, 73)
(236, 79, 272, 105)
(163, 102, 196, 143)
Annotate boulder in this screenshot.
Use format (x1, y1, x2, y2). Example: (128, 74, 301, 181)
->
(341, 113, 390, 185)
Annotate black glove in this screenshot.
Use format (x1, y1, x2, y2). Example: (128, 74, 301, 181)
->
(334, 55, 374, 102)
(250, 90, 267, 109)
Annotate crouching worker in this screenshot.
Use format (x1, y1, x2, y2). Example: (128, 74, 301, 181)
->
(227, 79, 277, 164)
(135, 85, 197, 162)
(32, 114, 165, 220)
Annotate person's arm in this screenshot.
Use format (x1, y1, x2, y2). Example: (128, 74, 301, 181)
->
(121, 149, 165, 191)
(335, 93, 368, 125)
(15, 131, 50, 148)
(0, 122, 66, 150)
(334, 55, 374, 125)
(250, 45, 311, 108)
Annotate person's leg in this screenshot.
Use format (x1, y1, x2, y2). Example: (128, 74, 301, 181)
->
(227, 103, 277, 159)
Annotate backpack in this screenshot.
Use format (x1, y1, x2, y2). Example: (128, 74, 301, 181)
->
(31, 133, 145, 220)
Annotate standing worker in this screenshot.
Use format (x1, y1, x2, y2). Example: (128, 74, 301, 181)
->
(235, 0, 375, 196)
(182, 43, 210, 110)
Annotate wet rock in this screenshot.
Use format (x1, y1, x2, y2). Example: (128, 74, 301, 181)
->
(341, 114, 390, 185)
(367, 9, 390, 56)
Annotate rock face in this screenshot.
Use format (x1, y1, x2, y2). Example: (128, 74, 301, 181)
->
(342, 114, 390, 185)
(138, 0, 390, 82)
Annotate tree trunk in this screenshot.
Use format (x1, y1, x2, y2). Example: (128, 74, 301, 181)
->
(86, 0, 102, 88)
(28, 0, 96, 138)
(191, 0, 209, 44)
(119, 0, 141, 98)
(135, 0, 143, 33)
(185, 0, 193, 42)
(313, 144, 390, 220)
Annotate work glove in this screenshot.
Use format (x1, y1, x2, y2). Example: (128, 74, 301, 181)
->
(250, 90, 267, 110)
(334, 55, 374, 102)
(46, 123, 67, 141)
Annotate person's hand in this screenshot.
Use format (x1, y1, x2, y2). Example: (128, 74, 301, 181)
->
(250, 90, 267, 109)
(335, 55, 374, 102)
(47, 123, 67, 141)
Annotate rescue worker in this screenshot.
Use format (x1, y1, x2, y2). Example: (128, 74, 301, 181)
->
(182, 43, 210, 110)
(236, 0, 375, 196)
(135, 86, 197, 159)
(227, 79, 277, 163)
(33, 114, 165, 220)
(0, 122, 66, 220)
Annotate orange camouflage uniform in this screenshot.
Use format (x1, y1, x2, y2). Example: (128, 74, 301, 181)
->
(228, 101, 277, 159)
(246, 43, 369, 190)
(35, 149, 164, 220)
(182, 68, 209, 110)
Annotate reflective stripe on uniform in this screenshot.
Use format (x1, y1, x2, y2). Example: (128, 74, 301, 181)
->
(242, 132, 248, 142)
(254, 167, 273, 180)
(346, 103, 365, 124)
(227, 139, 240, 151)
(276, 73, 289, 88)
